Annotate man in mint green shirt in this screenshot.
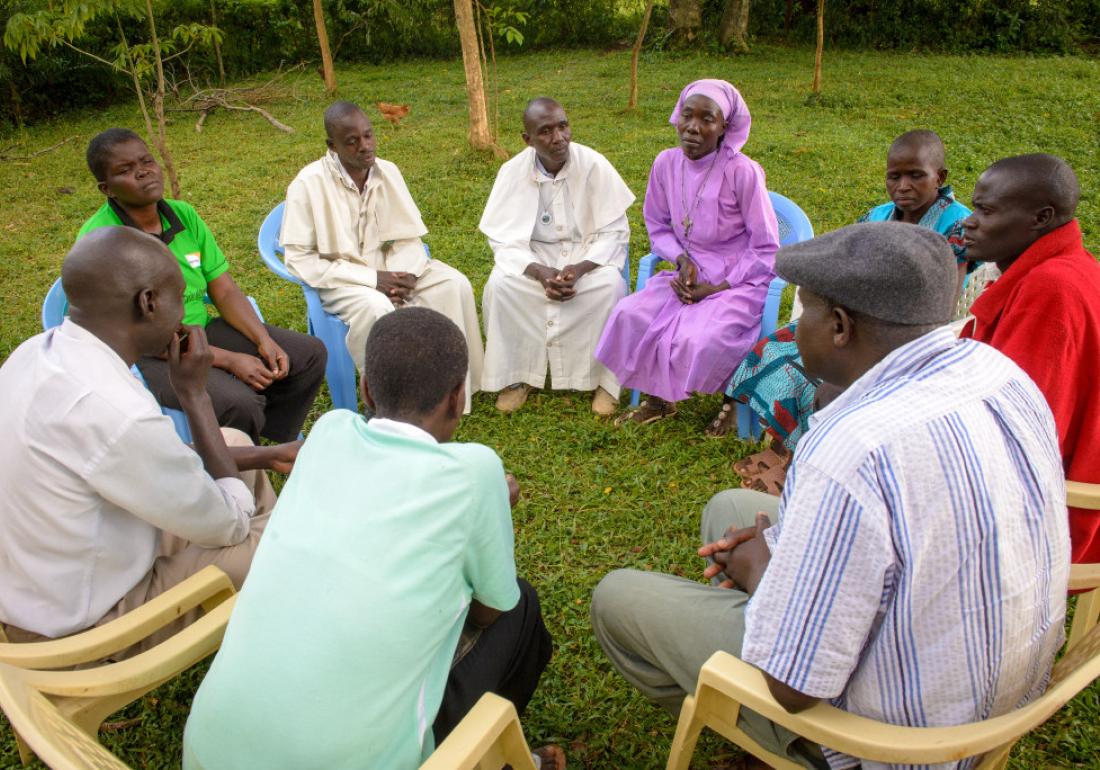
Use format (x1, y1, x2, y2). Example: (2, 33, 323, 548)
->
(183, 307, 554, 770)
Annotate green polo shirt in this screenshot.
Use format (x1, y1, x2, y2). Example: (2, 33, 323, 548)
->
(76, 199, 230, 327)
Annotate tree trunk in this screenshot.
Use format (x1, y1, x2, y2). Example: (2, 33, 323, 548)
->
(453, 0, 494, 150)
(628, 0, 656, 109)
(144, 0, 181, 198)
(210, 0, 226, 86)
(312, 0, 337, 95)
(811, 0, 824, 95)
(668, 0, 701, 44)
(719, 0, 750, 52)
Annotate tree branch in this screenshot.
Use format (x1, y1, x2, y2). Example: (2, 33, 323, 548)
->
(0, 135, 78, 162)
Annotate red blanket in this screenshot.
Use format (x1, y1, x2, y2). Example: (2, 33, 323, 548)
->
(963, 220, 1100, 563)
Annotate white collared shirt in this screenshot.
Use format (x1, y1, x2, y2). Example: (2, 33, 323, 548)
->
(0, 320, 255, 637)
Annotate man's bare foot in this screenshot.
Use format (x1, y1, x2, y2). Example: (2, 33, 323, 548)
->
(532, 744, 566, 770)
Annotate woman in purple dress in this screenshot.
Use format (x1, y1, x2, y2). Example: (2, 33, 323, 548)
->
(595, 79, 779, 426)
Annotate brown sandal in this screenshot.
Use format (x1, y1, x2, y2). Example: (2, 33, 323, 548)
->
(614, 400, 678, 426)
(732, 444, 791, 492)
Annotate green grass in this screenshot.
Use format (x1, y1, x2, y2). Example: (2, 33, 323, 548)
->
(2, 44, 1099, 769)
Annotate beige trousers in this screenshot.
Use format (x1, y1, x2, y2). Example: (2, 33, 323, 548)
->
(318, 260, 484, 412)
(2, 429, 277, 658)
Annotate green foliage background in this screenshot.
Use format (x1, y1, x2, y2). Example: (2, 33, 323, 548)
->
(4, 0, 1100, 126)
(1, 44, 1099, 768)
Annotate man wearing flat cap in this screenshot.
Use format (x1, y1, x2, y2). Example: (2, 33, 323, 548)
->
(591, 222, 1069, 769)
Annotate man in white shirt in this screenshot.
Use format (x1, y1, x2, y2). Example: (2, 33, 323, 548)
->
(282, 100, 483, 411)
(591, 223, 1069, 770)
(0, 227, 295, 650)
(479, 97, 634, 415)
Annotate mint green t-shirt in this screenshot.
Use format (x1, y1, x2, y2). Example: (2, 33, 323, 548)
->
(76, 199, 230, 327)
(182, 410, 521, 770)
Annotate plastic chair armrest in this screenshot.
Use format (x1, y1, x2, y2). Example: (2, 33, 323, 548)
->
(0, 567, 235, 670)
(17, 595, 236, 699)
(1067, 481, 1100, 510)
(694, 651, 1093, 765)
(419, 692, 537, 770)
(1070, 562, 1100, 592)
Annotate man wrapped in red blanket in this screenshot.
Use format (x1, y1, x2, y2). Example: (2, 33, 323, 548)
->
(960, 153, 1100, 564)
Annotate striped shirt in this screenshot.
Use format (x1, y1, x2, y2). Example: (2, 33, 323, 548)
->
(741, 328, 1069, 770)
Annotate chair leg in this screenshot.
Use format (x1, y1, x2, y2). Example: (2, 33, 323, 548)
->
(630, 389, 642, 408)
(736, 402, 761, 441)
(1068, 588, 1100, 650)
(666, 695, 706, 770)
(14, 730, 33, 765)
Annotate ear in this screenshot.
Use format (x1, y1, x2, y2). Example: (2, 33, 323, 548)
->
(446, 380, 466, 420)
(522, 131, 532, 147)
(136, 287, 157, 320)
(1033, 204, 1056, 231)
(831, 306, 856, 348)
(937, 167, 948, 187)
(97, 180, 111, 197)
(361, 377, 376, 413)
(325, 137, 335, 151)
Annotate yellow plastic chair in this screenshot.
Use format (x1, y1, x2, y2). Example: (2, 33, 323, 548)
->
(1068, 480, 1100, 650)
(0, 569, 235, 765)
(2, 665, 536, 770)
(0, 595, 235, 769)
(666, 622, 1100, 770)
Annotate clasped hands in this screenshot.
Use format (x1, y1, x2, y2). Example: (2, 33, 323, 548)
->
(526, 262, 595, 301)
(698, 512, 772, 594)
(376, 270, 418, 307)
(672, 255, 728, 305)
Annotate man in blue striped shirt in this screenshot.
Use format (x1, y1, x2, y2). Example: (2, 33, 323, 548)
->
(592, 222, 1069, 770)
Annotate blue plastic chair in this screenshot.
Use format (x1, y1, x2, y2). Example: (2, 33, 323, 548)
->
(258, 202, 360, 412)
(628, 191, 815, 440)
(42, 278, 265, 444)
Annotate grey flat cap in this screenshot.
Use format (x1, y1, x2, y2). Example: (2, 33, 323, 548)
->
(775, 221, 957, 325)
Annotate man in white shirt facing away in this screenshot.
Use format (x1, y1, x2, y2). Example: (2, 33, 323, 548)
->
(281, 100, 484, 412)
(0, 227, 297, 651)
(479, 97, 635, 415)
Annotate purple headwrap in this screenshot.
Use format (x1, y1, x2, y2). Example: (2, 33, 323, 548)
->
(668, 79, 752, 157)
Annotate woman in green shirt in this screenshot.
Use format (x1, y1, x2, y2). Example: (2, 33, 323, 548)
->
(77, 128, 326, 441)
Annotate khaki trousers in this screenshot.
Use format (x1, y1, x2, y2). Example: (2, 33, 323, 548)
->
(590, 489, 828, 769)
(2, 429, 277, 658)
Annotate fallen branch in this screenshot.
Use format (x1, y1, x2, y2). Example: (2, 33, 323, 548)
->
(0, 135, 78, 161)
(219, 103, 294, 133)
(169, 69, 302, 134)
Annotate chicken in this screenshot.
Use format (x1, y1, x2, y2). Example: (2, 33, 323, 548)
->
(377, 102, 410, 128)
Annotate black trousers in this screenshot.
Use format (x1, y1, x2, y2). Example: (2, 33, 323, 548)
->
(138, 318, 327, 443)
(433, 578, 554, 744)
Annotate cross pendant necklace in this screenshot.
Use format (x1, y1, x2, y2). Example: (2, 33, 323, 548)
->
(679, 151, 720, 248)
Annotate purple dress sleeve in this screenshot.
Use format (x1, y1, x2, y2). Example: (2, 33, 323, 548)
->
(643, 153, 685, 262)
(723, 159, 779, 287)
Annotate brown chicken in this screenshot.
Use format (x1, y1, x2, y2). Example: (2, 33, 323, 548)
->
(376, 102, 410, 127)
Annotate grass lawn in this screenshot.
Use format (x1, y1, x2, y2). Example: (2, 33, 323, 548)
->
(2, 44, 1099, 769)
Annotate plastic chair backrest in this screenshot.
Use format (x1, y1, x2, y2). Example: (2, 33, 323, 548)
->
(257, 201, 297, 284)
(767, 191, 814, 247)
